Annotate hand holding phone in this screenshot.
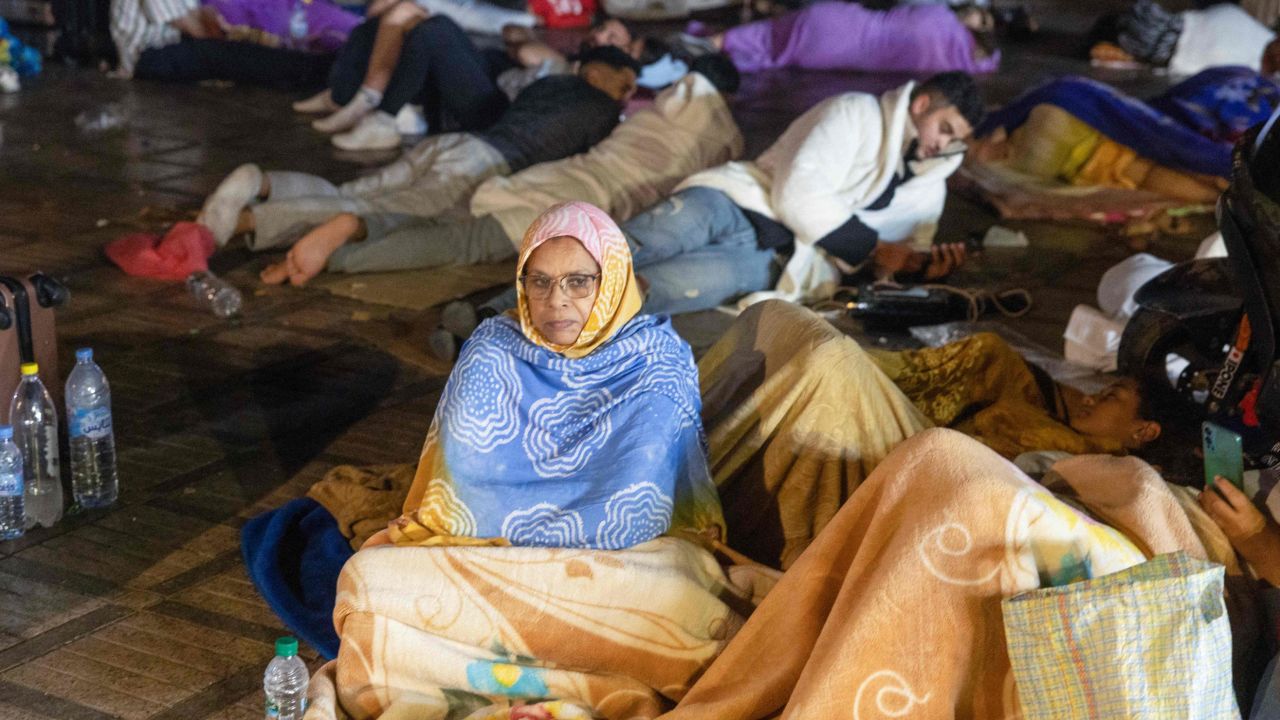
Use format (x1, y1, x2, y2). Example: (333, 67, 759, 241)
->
(1198, 470, 1269, 546)
(1202, 421, 1243, 489)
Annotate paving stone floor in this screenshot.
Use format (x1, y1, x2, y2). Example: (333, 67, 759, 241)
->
(0, 17, 1216, 719)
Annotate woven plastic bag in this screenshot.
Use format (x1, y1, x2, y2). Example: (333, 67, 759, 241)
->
(1002, 552, 1241, 719)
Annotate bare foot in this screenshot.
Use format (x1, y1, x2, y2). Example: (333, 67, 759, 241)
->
(259, 262, 290, 285)
(281, 213, 360, 286)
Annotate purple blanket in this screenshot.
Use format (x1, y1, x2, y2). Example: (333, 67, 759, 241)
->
(722, 2, 1000, 74)
(205, 0, 360, 54)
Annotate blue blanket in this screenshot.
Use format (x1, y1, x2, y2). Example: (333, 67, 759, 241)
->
(397, 314, 725, 549)
(242, 498, 352, 660)
(979, 67, 1280, 178)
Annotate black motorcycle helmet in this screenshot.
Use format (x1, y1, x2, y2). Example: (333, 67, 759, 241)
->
(1219, 106, 1280, 437)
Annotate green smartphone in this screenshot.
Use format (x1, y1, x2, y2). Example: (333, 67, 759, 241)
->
(1202, 421, 1244, 488)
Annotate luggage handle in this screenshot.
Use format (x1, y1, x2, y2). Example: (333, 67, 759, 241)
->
(29, 273, 69, 309)
(0, 276, 35, 363)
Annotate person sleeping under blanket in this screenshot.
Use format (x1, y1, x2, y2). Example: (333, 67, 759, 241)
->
(970, 66, 1280, 205)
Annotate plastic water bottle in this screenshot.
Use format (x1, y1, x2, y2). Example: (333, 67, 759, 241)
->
(187, 271, 243, 319)
(66, 348, 118, 509)
(264, 636, 309, 719)
(9, 363, 61, 529)
(0, 426, 24, 541)
(288, 0, 309, 46)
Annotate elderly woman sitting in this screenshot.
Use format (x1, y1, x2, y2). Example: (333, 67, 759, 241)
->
(378, 200, 723, 549)
(301, 202, 750, 720)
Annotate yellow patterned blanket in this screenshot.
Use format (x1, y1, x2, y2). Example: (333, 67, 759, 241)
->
(303, 538, 771, 720)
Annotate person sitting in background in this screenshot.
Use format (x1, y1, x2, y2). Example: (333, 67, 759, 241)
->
(248, 63, 741, 287)
(196, 45, 639, 258)
(109, 0, 353, 87)
(705, 2, 999, 75)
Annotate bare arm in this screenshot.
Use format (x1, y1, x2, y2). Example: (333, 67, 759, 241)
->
(512, 40, 566, 67)
(1199, 478, 1280, 586)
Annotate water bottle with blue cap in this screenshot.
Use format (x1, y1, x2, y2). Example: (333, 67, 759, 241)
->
(0, 425, 24, 540)
(66, 348, 118, 509)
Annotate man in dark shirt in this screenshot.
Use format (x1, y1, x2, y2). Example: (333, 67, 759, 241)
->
(197, 44, 638, 279)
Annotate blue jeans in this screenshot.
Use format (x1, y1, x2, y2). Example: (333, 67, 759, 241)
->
(482, 187, 776, 317)
(623, 187, 777, 315)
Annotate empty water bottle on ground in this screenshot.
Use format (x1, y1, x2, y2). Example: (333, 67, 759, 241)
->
(264, 636, 309, 719)
(187, 271, 243, 319)
(0, 426, 24, 541)
(66, 348, 118, 509)
(9, 363, 61, 528)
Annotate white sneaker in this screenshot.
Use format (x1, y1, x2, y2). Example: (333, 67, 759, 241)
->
(332, 112, 401, 151)
(312, 93, 376, 134)
(197, 163, 263, 246)
(293, 89, 337, 114)
(395, 104, 428, 135)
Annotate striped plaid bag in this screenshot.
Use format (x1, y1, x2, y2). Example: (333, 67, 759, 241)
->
(1002, 552, 1241, 719)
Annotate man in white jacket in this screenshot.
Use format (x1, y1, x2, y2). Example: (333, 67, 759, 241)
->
(619, 71, 985, 314)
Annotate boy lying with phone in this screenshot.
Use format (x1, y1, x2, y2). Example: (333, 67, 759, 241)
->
(1199, 422, 1279, 586)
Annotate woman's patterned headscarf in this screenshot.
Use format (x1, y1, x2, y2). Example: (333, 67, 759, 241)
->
(515, 201, 644, 359)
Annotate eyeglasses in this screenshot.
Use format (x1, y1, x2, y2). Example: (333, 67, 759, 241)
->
(519, 273, 601, 300)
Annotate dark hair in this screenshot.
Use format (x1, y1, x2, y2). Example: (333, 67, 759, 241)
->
(577, 44, 643, 74)
(691, 52, 740, 94)
(635, 36, 671, 67)
(589, 16, 632, 35)
(970, 27, 998, 58)
(913, 71, 986, 129)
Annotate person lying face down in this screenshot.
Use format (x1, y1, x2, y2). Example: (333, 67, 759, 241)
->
(388, 201, 724, 550)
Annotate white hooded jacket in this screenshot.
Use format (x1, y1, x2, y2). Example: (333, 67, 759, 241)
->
(678, 81, 964, 306)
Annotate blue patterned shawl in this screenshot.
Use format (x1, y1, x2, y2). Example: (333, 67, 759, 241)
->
(391, 314, 725, 549)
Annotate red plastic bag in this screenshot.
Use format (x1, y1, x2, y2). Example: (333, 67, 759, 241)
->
(105, 222, 216, 281)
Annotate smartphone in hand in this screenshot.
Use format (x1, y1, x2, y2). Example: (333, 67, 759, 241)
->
(1202, 421, 1243, 488)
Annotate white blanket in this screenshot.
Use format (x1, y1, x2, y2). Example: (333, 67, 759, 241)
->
(1170, 3, 1274, 77)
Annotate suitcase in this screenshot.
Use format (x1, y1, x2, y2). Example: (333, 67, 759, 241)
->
(0, 273, 69, 425)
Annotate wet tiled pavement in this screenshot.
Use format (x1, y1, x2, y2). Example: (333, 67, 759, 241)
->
(0, 14, 1213, 718)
